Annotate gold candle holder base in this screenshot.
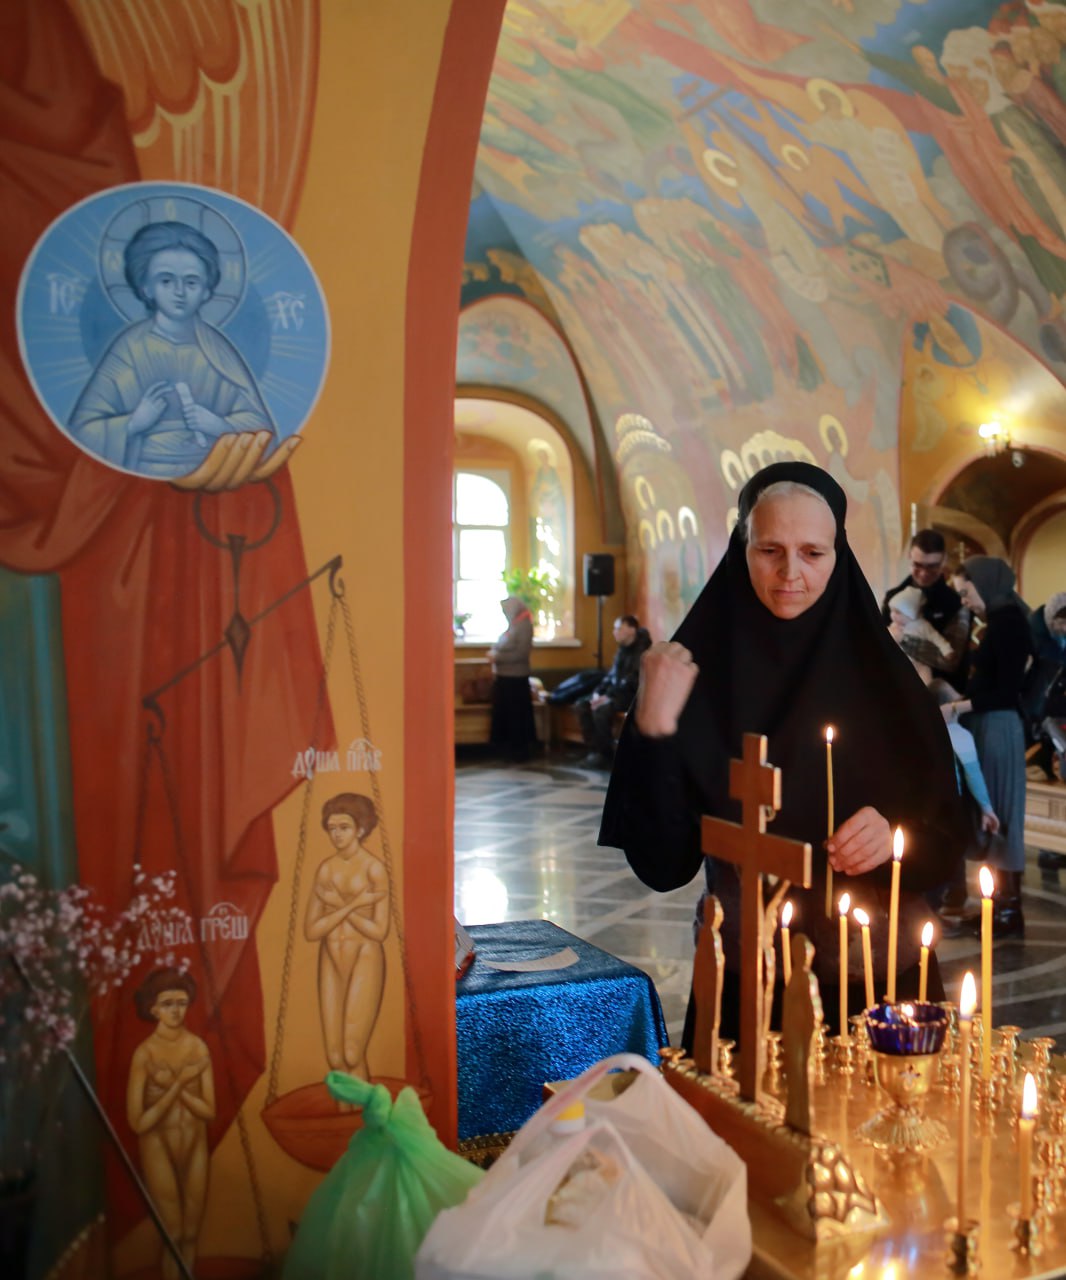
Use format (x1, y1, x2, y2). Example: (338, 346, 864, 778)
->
(830, 1034, 854, 1075)
(944, 1216, 981, 1274)
(1008, 1204, 1042, 1257)
(974, 1074, 996, 1116)
(857, 1051, 949, 1154)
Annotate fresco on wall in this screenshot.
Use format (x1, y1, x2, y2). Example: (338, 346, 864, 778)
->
(457, 296, 596, 476)
(126, 968, 215, 1280)
(18, 183, 328, 482)
(470, 0, 1066, 631)
(0, 2, 425, 1276)
(304, 792, 390, 1086)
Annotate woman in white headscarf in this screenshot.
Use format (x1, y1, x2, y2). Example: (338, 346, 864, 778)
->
(489, 596, 536, 762)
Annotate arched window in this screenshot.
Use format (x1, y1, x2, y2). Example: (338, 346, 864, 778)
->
(453, 470, 510, 641)
(454, 399, 577, 643)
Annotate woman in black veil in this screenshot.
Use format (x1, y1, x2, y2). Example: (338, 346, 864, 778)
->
(599, 462, 967, 1040)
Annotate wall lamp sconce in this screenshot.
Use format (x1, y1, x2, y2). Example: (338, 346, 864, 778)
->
(977, 420, 1012, 455)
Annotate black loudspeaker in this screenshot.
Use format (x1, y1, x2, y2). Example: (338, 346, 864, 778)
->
(583, 553, 615, 597)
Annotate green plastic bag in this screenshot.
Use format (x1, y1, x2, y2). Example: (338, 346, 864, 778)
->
(283, 1073, 484, 1280)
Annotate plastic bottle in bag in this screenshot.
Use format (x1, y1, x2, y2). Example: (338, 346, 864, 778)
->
(524, 1100, 623, 1227)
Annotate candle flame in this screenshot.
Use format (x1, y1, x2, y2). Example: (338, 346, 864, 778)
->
(838, 891, 851, 915)
(825, 725, 835, 744)
(781, 900, 793, 928)
(892, 827, 904, 861)
(960, 971, 977, 1018)
(979, 865, 994, 899)
(879, 1267, 897, 1280)
(921, 921, 934, 948)
(1022, 1071, 1038, 1119)
(853, 906, 870, 927)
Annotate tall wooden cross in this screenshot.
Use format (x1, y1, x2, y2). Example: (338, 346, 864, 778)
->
(701, 733, 812, 1102)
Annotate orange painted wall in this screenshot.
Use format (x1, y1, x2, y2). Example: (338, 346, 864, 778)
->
(0, 0, 504, 1272)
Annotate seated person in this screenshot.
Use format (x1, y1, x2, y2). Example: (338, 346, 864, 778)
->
(578, 615, 651, 768)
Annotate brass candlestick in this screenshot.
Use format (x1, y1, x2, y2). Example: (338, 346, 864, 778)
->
(813, 1022, 828, 1086)
(830, 1033, 854, 1076)
(939, 1051, 961, 1097)
(1008, 1202, 1042, 1257)
(944, 1216, 981, 1275)
(849, 1015, 872, 1084)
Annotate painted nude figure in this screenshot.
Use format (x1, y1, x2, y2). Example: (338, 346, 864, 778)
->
(304, 793, 390, 1094)
(126, 968, 215, 1280)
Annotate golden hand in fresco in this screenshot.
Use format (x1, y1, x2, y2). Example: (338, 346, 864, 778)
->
(304, 795, 391, 1104)
(127, 970, 216, 1280)
(170, 431, 302, 492)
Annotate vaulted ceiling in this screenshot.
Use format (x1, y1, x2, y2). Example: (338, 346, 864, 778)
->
(462, 0, 1066, 627)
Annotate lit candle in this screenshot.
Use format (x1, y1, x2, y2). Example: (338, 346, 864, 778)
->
(825, 726, 835, 918)
(1020, 1071, 1038, 1220)
(853, 907, 874, 1011)
(886, 827, 903, 1003)
(979, 866, 994, 1081)
(919, 920, 933, 1003)
(781, 900, 793, 987)
(838, 892, 851, 1041)
(957, 972, 977, 1225)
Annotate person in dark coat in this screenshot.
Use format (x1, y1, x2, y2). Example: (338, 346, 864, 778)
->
(882, 529, 971, 684)
(576, 615, 651, 768)
(943, 558, 1034, 934)
(1029, 592, 1066, 793)
(599, 463, 966, 1042)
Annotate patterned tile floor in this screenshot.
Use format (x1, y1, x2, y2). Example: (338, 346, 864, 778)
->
(455, 749, 1066, 1049)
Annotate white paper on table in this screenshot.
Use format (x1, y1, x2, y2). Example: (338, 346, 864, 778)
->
(479, 946, 580, 973)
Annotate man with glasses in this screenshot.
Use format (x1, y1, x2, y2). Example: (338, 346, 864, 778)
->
(882, 530, 971, 680)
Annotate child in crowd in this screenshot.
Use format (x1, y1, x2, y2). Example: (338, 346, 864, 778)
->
(888, 586, 954, 668)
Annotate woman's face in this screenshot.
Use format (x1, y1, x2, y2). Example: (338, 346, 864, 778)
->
(745, 493, 837, 619)
(954, 574, 986, 618)
(327, 813, 359, 851)
(143, 248, 210, 320)
(151, 989, 191, 1030)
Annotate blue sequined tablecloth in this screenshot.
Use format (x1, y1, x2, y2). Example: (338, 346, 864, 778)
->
(456, 919, 668, 1140)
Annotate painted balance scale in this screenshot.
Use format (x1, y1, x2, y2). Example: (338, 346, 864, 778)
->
(658, 733, 1066, 1277)
(259, 570, 431, 1172)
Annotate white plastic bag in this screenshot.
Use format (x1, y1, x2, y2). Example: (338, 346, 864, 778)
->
(416, 1053, 750, 1280)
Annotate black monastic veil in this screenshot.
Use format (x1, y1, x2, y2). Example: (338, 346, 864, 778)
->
(599, 462, 967, 1035)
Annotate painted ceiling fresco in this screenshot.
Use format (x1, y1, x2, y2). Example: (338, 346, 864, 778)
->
(465, 0, 1066, 636)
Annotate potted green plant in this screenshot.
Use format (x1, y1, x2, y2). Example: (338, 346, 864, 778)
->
(500, 567, 558, 614)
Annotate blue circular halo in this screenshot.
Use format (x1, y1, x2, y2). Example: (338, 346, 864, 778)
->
(17, 181, 330, 482)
